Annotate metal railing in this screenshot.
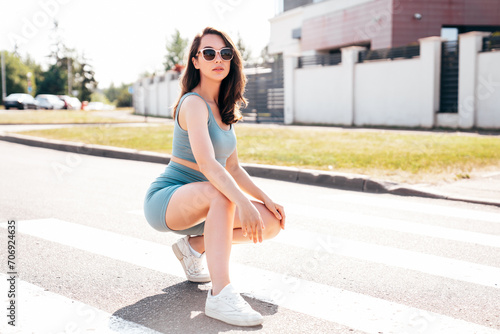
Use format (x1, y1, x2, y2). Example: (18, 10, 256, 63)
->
(439, 41, 459, 113)
(358, 45, 420, 63)
(297, 53, 342, 68)
(241, 58, 284, 123)
(482, 36, 500, 52)
(297, 44, 420, 68)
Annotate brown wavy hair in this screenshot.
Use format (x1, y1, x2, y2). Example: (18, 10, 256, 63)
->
(172, 27, 247, 125)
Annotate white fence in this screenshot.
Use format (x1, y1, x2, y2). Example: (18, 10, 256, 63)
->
(133, 72, 180, 118)
(476, 51, 500, 128)
(291, 31, 500, 129)
(134, 32, 500, 129)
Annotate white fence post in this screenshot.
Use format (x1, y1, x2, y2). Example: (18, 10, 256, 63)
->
(476, 36, 500, 128)
(458, 31, 491, 129)
(284, 54, 298, 125)
(133, 81, 144, 115)
(341, 46, 366, 126)
(142, 77, 151, 117)
(418, 36, 443, 128)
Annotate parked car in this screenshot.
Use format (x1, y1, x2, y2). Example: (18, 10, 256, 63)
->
(35, 96, 52, 110)
(35, 94, 65, 110)
(84, 102, 115, 111)
(56, 95, 81, 110)
(69, 97, 82, 110)
(3, 93, 39, 110)
(58, 95, 72, 109)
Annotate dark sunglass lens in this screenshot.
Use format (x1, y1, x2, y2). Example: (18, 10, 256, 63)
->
(221, 48, 233, 60)
(202, 49, 216, 60)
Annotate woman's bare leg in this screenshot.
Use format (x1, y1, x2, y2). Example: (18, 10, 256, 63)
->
(165, 182, 282, 294)
(203, 194, 235, 294)
(187, 200, 282, 255)
(165, 182, 236, 295)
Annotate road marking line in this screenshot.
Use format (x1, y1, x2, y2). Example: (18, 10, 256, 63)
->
(131, 206, 500, 249)
(321, 193, 500, 223)
(288, 205, 500, 249)
(1, 219, 499, 333)
(129, 208, 500, 288)
(0, 273, 161, 334)
(272, 228, 500, 289)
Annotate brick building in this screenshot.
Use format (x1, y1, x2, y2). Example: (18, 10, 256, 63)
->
(270, 0, 500, 55)
(263, 0, 500, 127)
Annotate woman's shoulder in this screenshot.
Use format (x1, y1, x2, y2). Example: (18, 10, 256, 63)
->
(179, 93, 210, 117)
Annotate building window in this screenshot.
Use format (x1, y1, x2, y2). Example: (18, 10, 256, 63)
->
(441, 27, 458, 41)
(275, 0, 284, 15)
(283, 0, 314, 12)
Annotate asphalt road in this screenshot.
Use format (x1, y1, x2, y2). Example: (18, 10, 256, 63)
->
(1, 140, 500, 334)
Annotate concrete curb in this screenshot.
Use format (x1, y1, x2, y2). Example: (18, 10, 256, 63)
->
(2, 132, 499, 207)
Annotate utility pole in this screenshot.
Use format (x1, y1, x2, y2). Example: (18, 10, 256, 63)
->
(27, 72, 32, 95)
(67, 57, 72, 96)
(1, 51, 6, 102)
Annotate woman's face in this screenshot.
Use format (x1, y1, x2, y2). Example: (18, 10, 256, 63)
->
(192, 34, 231, 82)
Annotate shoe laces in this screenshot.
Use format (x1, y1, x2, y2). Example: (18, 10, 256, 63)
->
(219, 290, 250, 310)
(185, 254, 207, 275)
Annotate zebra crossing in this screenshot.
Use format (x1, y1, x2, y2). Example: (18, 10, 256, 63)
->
(1, 193, 499, 334)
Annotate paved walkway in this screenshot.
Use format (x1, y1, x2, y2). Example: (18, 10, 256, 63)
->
(411, 171, 500, 206)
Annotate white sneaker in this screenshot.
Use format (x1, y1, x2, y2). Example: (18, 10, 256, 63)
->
(172, 236, 211, 283)
(205, 284, 263, 326)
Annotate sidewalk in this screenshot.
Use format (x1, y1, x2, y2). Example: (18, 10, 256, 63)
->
(1, 119, 499, 208)
(408, 172, 500, 206)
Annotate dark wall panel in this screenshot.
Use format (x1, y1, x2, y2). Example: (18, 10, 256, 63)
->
(392, 0, 500, 47)
(284, 0, 314, 12)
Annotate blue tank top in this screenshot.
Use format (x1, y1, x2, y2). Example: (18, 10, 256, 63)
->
(172, 92, 237, 167)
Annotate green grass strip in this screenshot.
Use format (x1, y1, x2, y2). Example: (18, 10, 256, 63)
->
(0, 111, 135, 124)
(17, 124, 500, 183)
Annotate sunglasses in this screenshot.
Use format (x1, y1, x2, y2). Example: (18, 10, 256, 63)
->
(197, 47, 234, 62)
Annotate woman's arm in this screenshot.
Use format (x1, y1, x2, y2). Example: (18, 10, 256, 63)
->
(225, 148, 286, 230)
(225, 149, 269, 202)
(181, 96, 265, 242)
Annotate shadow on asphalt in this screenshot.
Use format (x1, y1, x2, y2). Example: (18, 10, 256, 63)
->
(110, 280, 278, 333)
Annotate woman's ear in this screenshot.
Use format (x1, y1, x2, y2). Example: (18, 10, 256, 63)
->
(192, 56, 199, 70)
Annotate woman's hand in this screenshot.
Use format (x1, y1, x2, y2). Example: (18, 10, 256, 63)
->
(238, 200, 265, 243)
(264, 198, 286, 230)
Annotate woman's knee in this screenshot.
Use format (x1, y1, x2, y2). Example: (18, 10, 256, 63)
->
(165, 182, 229, 226)
(262, 211, 282, 240)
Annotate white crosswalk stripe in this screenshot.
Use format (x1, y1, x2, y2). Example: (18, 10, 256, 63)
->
(273, 228, 500, 289)
(1, 217, 499, 333)
(321, 193, 500, 223)
(287, 204, 500, 248)
(0, 272, 161, 334)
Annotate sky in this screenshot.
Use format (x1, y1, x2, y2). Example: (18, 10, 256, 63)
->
(0, 0, 277, 88)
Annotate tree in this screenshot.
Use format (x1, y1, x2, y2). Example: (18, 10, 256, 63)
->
(258, 44, 280, 64)
(164, 29, 189, 71)
(235, 32, 252, 64)
(0, 51, 33, 102)
(37, 63, 66, 95)
(74, 53, 97, 101)
(24, 54, 41, 95)
(103, 82, 132, 107)
(116, 84, 132, 107)
(1, 20, 99, 101)
(37, 20, 77, 96)
(90, 91, 110, 103)
(104, 82, 120, 103)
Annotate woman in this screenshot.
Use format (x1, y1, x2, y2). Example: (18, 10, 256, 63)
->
(144, 27, 285, 327)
